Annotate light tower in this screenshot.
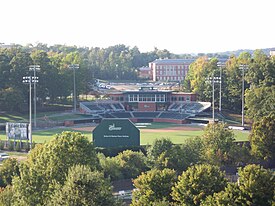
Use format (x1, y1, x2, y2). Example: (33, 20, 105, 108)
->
(206, 75, 221, 123)
(22, 75, 39, 148)
(239, 64, 248, 127)
(69, 64, 79, 113)
(29, 65, 40, 128)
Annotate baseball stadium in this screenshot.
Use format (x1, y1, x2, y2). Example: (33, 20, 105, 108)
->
(79, 86, 211, 124)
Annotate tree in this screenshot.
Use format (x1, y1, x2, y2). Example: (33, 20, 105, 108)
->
(246, 50, 275, 87)
(202, 123, 237, 166)
(202, 164, 275, 206)
(184, 56, 211, 101)
(245, 85, 275, 120)
(238, 164, 275, 206)
(0, 158, 20, 187)
(12, 131, 99, 205)
(97, 153, 123, 181)
(201, 183, 242, 206)
(171, 164, 227, 206)
(0, 87, 24, 112)
(48, 165, 120, 206)
(147, 137, 204, 173)
(0, 185, 14, 206)
(115, 150, 148, 179)
(147, 138, 173, 168)
(222, 55, 243, 112)
(250, 112, 275, 161)
(131, 168, 177, 205)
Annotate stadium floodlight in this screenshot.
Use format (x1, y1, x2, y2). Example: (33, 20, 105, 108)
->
(29, 65, 40, 128)
(217, 62, 225, 113)
(239, 64, 248, 127)
(206, 75, 221, 123)
(22, 76, 39, 148)
(69, 64, 79, 113)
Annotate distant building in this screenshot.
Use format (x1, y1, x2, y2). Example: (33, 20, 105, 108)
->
(149, 59, 195, 82)
(138, 66, 152, 79)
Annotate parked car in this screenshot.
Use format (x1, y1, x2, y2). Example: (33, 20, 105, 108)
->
(0, 153, 10, 162)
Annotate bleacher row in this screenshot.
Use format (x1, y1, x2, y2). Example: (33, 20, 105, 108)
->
(100, 111, 191, 120)
(168, 102, 211, 113)
(80, 101, 211, 120)
(81, 102, 125, 112)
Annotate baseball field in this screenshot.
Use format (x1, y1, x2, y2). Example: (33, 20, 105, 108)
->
(0, 121, 250, 145)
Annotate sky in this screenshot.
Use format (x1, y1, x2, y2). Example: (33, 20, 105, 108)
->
(1, 0, 275, 54)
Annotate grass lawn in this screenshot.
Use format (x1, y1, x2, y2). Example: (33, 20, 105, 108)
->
(140, 130, 204, 145)
(0, 113, 28, 123)
(0, 124, 250, 145)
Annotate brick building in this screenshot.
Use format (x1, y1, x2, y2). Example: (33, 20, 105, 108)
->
(149, 59, 195, 82)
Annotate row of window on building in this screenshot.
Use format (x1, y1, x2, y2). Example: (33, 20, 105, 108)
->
(128, 94, 166, 102)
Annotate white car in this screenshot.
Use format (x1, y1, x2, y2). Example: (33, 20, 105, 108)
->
(0, 153, 10, 162)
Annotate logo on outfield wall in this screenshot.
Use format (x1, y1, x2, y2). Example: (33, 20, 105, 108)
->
(108, 124, 122, 131)
(93, 118, 140, 148)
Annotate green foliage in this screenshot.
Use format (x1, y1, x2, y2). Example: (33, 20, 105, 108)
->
(0, 87, 24, 112)
(237, 164, 275, 206)
(95, 146, 146, 157)
(246, 50, 275, 87)
(0, 141, 4, 150)
(98, 153, 123, 181)
(201, 183, 242, 206)
(0, 185, 14, 206)
(24, 141, 30, 152)
(171, 164, 227, 206)
(245, 85, 275, 120)
(147, 138, 173, 166)
(147, 137, 204, 173)
(12, 131, 99, 205)
(15, 142, 21, 152)
(222, 55, 246, 112)
(99, 150, 148, 181)
(202, 123, 236, 166)
(131, 168, 177, 205)
(250, 112, 275, 161)
(184, 56, 213, 101)
(7, 141, 14, 151)
(116, 150, 148, 179)
(48, 165, 119, 206)
(0, 158, 20, 187)
(202, 164, 275, 206)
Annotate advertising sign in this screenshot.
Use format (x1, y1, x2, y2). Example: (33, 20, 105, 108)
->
(93, 118, 140, 147)
(6, 123, 29, 140)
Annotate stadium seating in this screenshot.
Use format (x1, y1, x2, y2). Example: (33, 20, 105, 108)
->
(80, 101, 126, 114)
(110, 112, 133, 118)
(79, 101, 210, 121)
(158, 112, 190, 120)
(132, 112, 160, 118)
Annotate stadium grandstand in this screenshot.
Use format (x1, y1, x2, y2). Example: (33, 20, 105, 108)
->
(80, 87, 211, 124)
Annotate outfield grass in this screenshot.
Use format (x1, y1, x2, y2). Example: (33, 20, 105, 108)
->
(0, 124, 249, 145)
(140, 130, 204, 145)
